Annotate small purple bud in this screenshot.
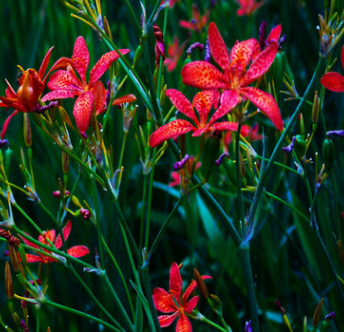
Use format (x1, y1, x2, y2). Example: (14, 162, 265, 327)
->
(173, 154, 190, 171)
(4, 250, 9, 256)
(244, 321, 252, 332)
(187, 42, 204, 55)
(104, 80, 111, 111)
(20, 320, 29, 332)
(259, 21, 267, 51)
(0, 139, 9, 148)
(278, 35, 286, 49)
(205, 38, 211, 62)
(326, 130, 344, 137)
(325, 311, 335, 320)
(282, 136, 296, 154)
(80, 208, 91, 220)
(215, 152, 229, 166)
(34, 101, 58, 113)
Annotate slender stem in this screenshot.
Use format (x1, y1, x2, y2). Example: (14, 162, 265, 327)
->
(235, 123, 245, 231)
(140, 175, 147, 251)
(196, 312, 228, 332)
(119, 0, 141, 32)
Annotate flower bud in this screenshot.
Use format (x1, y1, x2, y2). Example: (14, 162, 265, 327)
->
(8, 243, 20, 273)
(313, 298, 323, 328)
(295, 135, 307, 157)
(103, 16, 113, 40)
(193, 268, 209, 299)
(312, 91, 319, 130)
(23, 113, 32, 148)
(209, 294, 222, 315)
(5, 261, 13, 300)
(322, 138, 335, 173)
(62, 151, 69, 174)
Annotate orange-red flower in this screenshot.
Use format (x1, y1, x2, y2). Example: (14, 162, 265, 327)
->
(179, 4, 209, 33)
(152, 262, 211, 332)
(165, 37, 187, 72)
(19, 220, 89, 263)
(42, 36, 129, 136)
(0, 47, 66, 140)
(149, 89, 239, 147)
(321, 45, 344, 92)
(181, 22, 283, 130)
(236, 0, 266, 16)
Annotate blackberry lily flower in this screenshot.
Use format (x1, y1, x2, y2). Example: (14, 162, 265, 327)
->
(153, 262, 212, 332)
(19, 220, 89, 263)
(149, 89, 239, 147)
(236, 0, 266, 16)
(321, 45, 344, 92)
(42, 36, 129, 136)
(181, 22, 283, 130)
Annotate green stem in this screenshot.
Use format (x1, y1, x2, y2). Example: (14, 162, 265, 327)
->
(119, 0, 141, 32)
(44, 299, 121, 332)
(196, 312, 228, 332)
(235, 122, 245, 231)
(140, 174, 147, 251)
(117, 131, 128, 171)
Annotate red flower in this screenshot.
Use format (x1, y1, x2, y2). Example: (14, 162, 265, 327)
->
(165, 37, 187, 72)
(19, 220, 89, 263)
(42, 36, 129, 136)
(149, 89, 239, 147)
(321, 45, 344, 92)
(0, 47, 67, 140)
(153, 262, 212, 332)
(236, 0, 266, 16)
(181, 22, 283, 130)
(179, 4, 209, 33)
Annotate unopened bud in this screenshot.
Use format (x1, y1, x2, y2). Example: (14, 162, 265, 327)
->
(5, 261, 13, 300)
(62, 151, 69, 174)
(209, 294, 222, 315)
(8, 243, 20, 273)
(80, 208, 91, 220)
(313, 298, 323, 328)
(103, 16, 113, 40)
(23, 113, 32, 148)
(312, 91, 320, 126)
(193, 268, 209, 299)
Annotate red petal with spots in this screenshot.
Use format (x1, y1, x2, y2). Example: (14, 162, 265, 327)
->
(55, 220, 72, 249)
(184, 295, 199, 313)
(166, 89, 199, 126)
(243, 41, 278, 86)
(0, 97, 26, 112)
(320, 72, 344, 92)
(149, 120, 195, 147)
(91, 81, 106, 115)
(211, 121, 239, 132)
(182, 61, 228, 89)
(38, 229, 56, 244)
(72, 36, 90, 83)
(240, 87, 283, 130)
(176, 314, 192, 332)
(112, 94, 137, 106)
(18, 233, 40, 249)
(158, 312, 180, 327)
(4, 80, 17, 98)
(193, 90, 217, 126)
(38, 46, 54, 79)
(89, 49, 130, 85)
(25, 254, 44, 263)
(42, 90, 76, 102)
(208, 22, 230, 71)
(73, 91, 94, 135)
(44, 57, 72, 82)
(152, 287, 175, 313)
(208, 89, 240, 126)
(230, 38, 259, 69)
(169, 262, 183, 297)
(47, 70, 82, 91)
(67, 245, 89, 258)
(266, 24, 282, 44)
(179, 21, 195, 30)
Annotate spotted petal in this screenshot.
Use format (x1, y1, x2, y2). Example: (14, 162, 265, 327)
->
(153, 287, 175, 313)
(158, 312, 180, 328)
(46, 70, 83, 92)
(193, 90, 218, 126)
(91, 81, 106, 115)
(55, 220, 72, 249)
(208, 22, 230, 71)
(240, 87, 283, 130)
(169, 261, 183, 298)
(182, 61, 229, 89)
(73, 91, 94, 135)
(243, 41, 278, 86)
(25, 254, 44, 263)
(176, 314, 192, 332)
(38, 46, 54, 79)
(166, 89, 199, 126)
(89, 49, 130, 85)
(67, 245, 89, 258)
(211, 121, 239, 132)
(230, 38, 259, 69)
(320, 72, 344, 93)
(184, 295, 199, 313)
(0, 97, 26, 112)
(42, 90, 76, 102)
(19, 232, 40, 249)
(72, 36, 90, 84)
(149, 120, 196, 147)
(266, 24, 282, 44)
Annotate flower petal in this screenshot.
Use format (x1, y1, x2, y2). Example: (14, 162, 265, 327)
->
(55, 220, 72, 249)
(149, 120, 196, 147)
(67, 245, 90, 258)
(0, 110, 20, 140)
(183, 276, 212, 303)
(320, 72, 344, 93)
(72, 36, 90, 84)
(91, 81, 106, 115)
(46, 70, 82, 91)
(184, 295, 199, 313)
(38, 46, 54, 79)
(73, 91, 94, 135)
(169, 262, 183, 298)
(266, 24, 282, 44)
(208, 22, 230, 71)
(176, 314, 192, 332)
(112, 94, 137, 106)
(208, 89, 240, 126)
(18, 233, 40, 249)
(182, 61, 229, 89)
(153, 287, 175, 313)
(89, 49, 130, 85)
(0, 97, 26, 112)
(243, 41, 278, 86)
(230, 38, 259, 69)
(240, 87, 283, 130)
(211, 121, 239, 132)
(193, 90, 218, 126)
(25, 254, 44, 263)
(166, 89, 199, 126)
(42, 90, 76, 102)
(158, 312, 180, 327)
